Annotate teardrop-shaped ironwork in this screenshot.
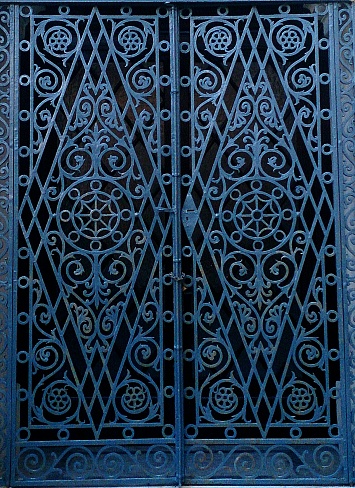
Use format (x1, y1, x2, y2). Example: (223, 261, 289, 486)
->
(182, 194, 199, 239)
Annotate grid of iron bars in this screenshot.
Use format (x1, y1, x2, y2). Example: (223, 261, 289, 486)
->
(0, 1, 354, 486)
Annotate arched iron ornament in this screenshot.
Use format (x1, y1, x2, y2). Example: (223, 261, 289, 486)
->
(0, 1, 354, 486)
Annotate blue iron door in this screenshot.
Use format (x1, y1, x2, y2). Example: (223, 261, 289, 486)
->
(13, 4, 182, 485)
(12, 2, 348, 486)
(179, 4, 348, 484)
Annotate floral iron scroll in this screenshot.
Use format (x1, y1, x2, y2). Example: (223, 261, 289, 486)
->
(0, 5, 11, 486)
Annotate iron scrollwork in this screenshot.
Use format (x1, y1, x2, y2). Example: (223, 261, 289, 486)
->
(15, 4, 176, 484)
(337, 1, 355, 482)
(2, 1, 354, 486)
(0, 5, 10, 486)
(181, 3, 347, 483)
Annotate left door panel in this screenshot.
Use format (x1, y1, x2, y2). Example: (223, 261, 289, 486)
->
(13, 5, 177, 485)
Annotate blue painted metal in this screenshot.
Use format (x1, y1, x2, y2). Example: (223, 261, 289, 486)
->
(179, 4, 347, 483)
(338, 3, 355, 482)
(13, 5, 178, 485)
(1, 2, 352, 486)
(0, 5, 12, 487)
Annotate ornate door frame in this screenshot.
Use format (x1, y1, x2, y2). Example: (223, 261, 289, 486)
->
(0, 1, 355, 486)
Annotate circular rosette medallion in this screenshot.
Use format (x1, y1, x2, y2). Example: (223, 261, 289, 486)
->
(35, 380, 80, 424)
(220, 179, 296, 252)
(115, 379, 158, 422)
(40, 21, 78, 58)
(57, 179, 134, 252)
(282, 380, 323, 421)
(112, 21, 154, 63)
(196, 22, 238, 61)
(202, 379, 244, 422)
(270, 20, 312, 59)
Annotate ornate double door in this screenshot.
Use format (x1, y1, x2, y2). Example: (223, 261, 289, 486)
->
(12, 2, 348, 486)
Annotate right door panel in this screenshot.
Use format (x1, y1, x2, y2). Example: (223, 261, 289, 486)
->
(180, 4, 348, 484)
